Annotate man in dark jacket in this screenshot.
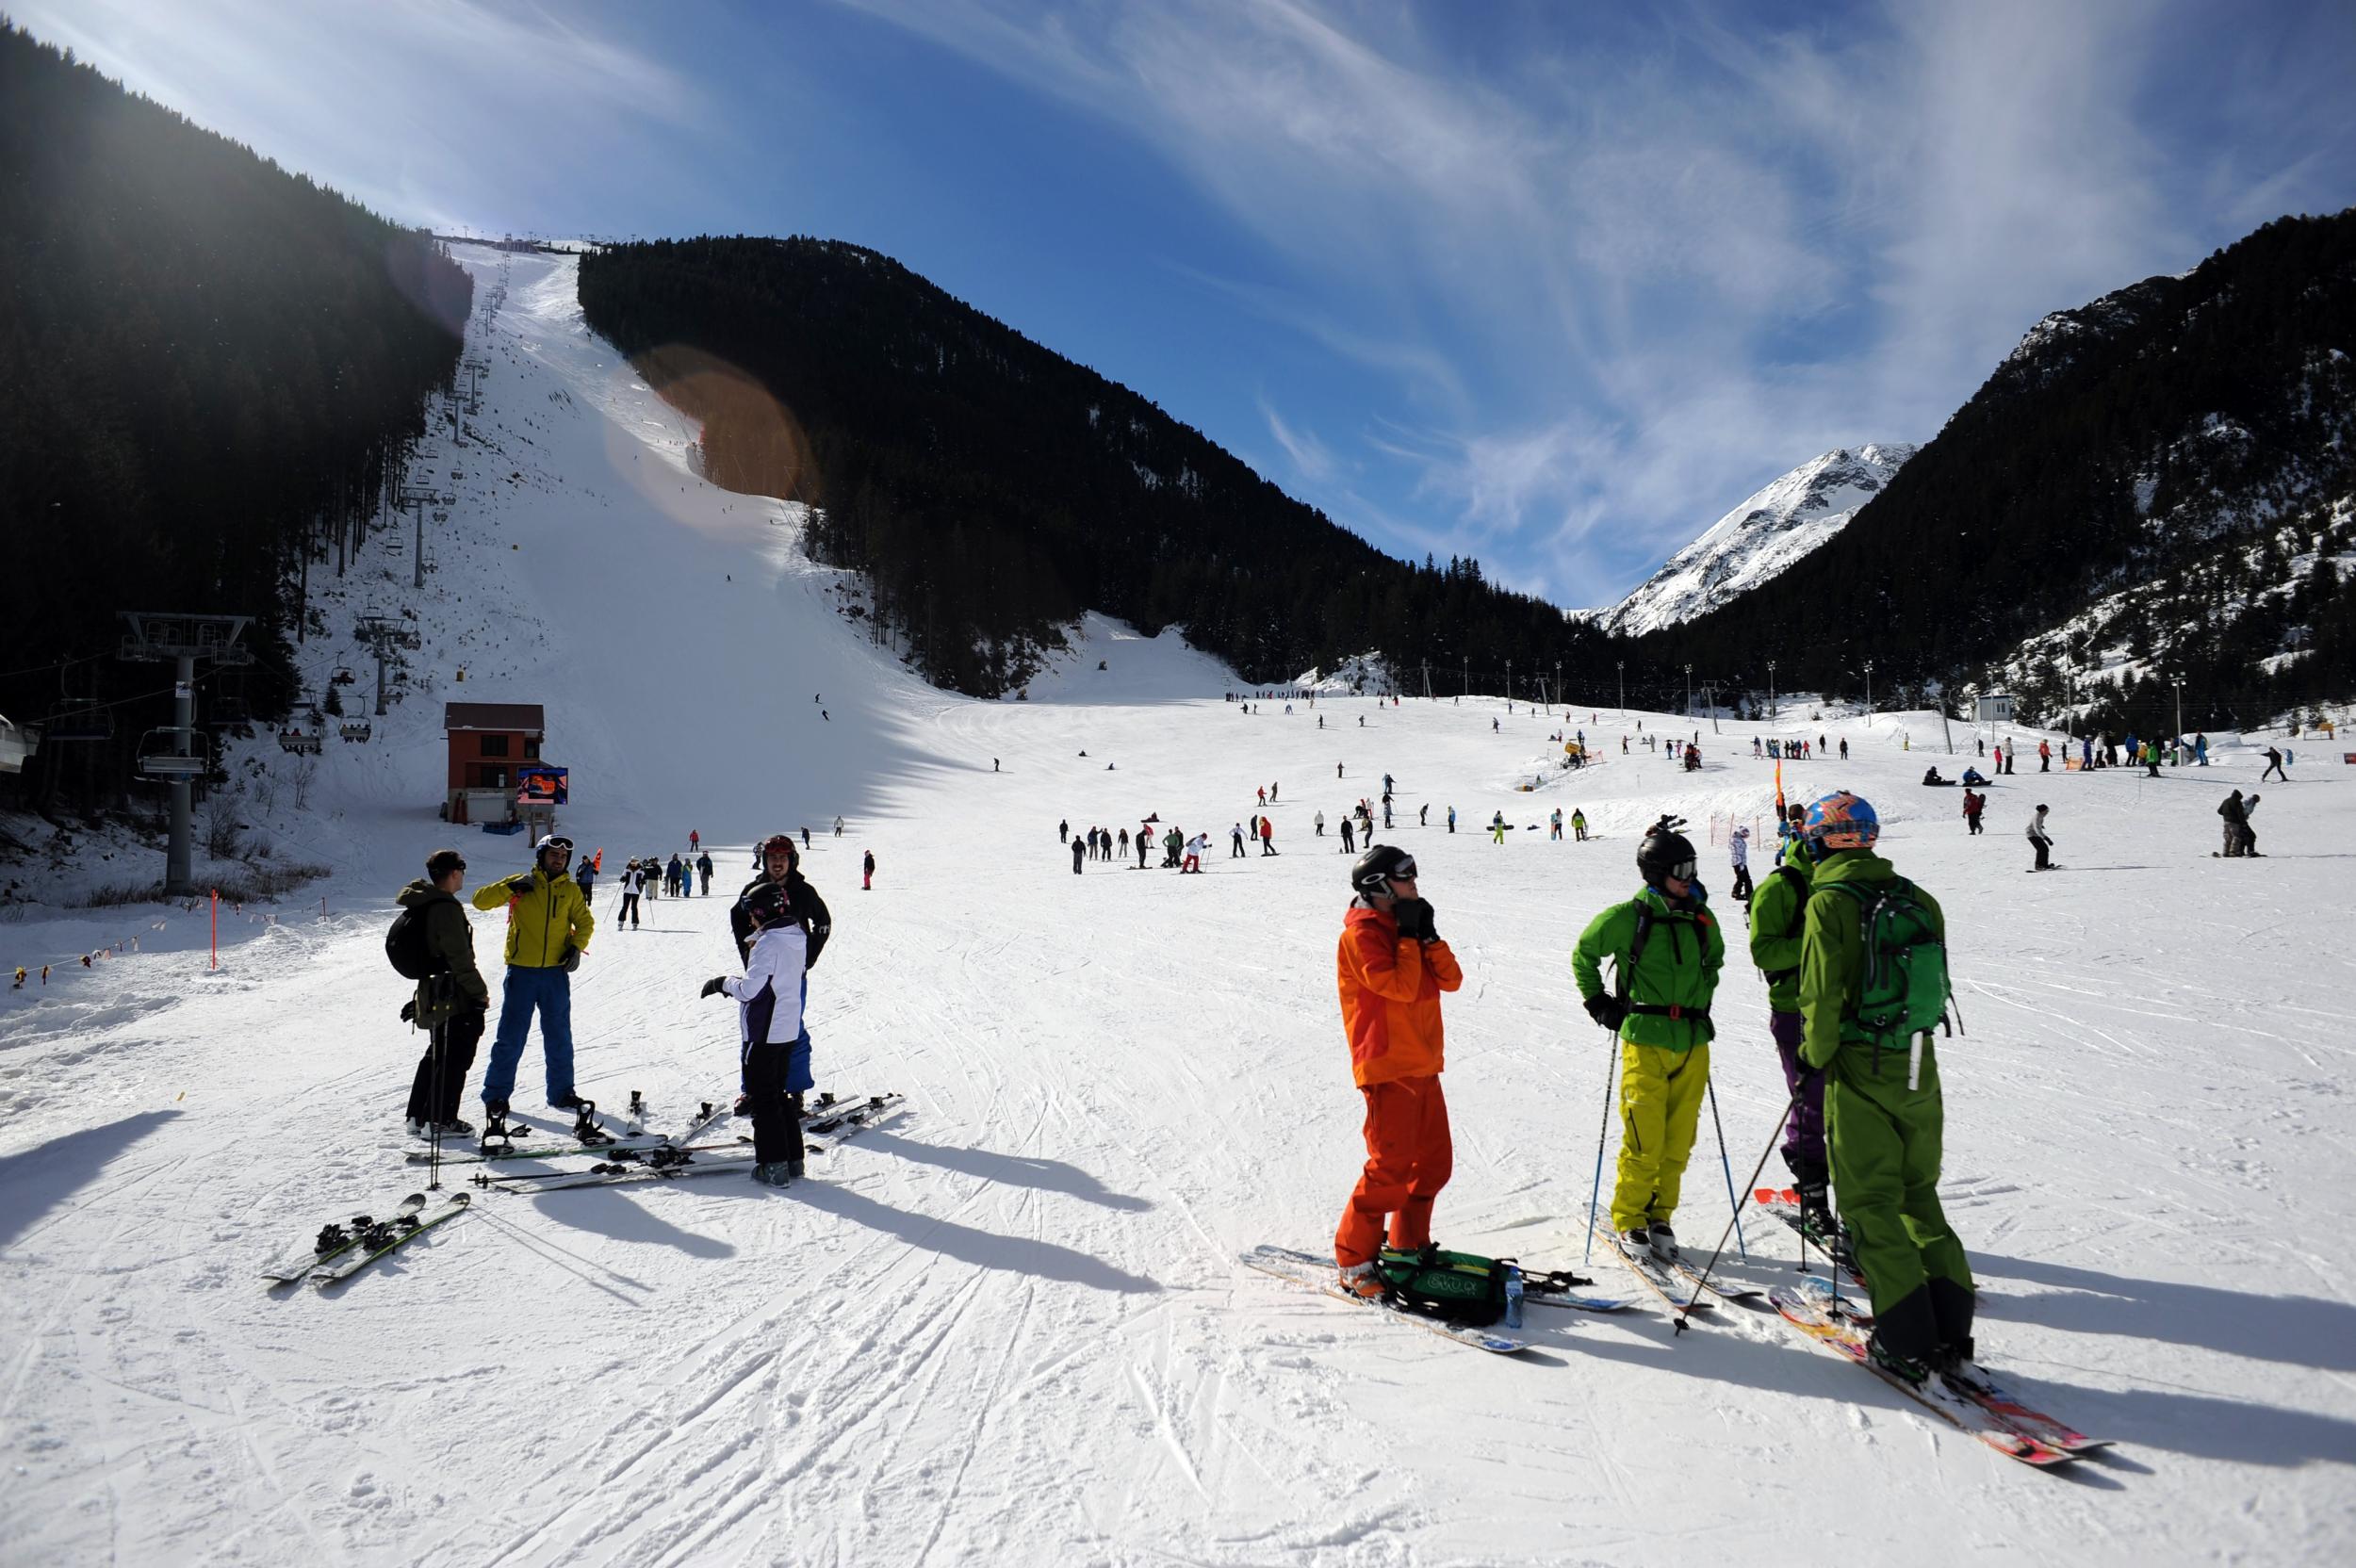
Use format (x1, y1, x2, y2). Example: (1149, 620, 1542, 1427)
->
(695, 850, 713, 895)
(401, 848, 491, 1135)
(2217, 790, 2249, 857)
(732, 834, 833, 969)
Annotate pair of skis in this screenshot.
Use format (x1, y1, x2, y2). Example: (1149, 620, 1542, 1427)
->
(260, 1192, 473, 1288)
(479, 1093, 906, 1193)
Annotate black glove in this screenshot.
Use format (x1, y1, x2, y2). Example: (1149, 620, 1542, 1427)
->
(505, 874, 535, 899)
(1584, 993, 1628, 1031)
(699, 975, 728, 1000)
(399, 999, 417, 1023)
(1390, 897, 1432, 941)
(561, 946, 582, 973)
(1796, 1066, 1824, 1098)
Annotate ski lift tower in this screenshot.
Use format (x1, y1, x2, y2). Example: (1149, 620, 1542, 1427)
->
(398, 482, 439, 591)
(118, 612, 254, 896)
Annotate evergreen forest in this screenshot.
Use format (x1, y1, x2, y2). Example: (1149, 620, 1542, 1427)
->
(0, 25, 470, 809)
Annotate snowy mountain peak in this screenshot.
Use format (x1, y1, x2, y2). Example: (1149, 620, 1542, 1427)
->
(1593, 444, 1919, 637)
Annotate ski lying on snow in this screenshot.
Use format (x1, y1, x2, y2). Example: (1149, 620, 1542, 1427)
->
(1769, 1283, 2077, 1467)
(483, 1152, 760, 1193)
(1786, 1276, 2108, 1453)
(407, 1131, 675, 1167)
(1240, 1246, 1528, 1354)
(314, 1193, 472, 1287)
(739, 1091, 907, 1152)
(261, 1194, 425, 1284)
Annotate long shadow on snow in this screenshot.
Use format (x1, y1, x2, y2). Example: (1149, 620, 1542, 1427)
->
(853, 1129, 1152, 1213)
(1977, 1250, 2356, 1373)
(791, 1181, 1159, 1295)
(0, 1110, 180, 1250)
(529, 1184, 738, 1260)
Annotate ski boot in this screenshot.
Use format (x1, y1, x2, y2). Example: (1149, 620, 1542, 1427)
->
(1338, 1261, 1386, 1301)
(1646, 1221, 1680, 1264)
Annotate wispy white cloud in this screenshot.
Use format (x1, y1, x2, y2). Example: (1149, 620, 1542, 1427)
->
(1259, 397, 1337, 483)
(15, 0, 709, 230)
(835, 0, 2356, 605)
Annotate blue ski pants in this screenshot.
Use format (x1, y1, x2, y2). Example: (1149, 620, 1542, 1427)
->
(482, 965, 576, 1107)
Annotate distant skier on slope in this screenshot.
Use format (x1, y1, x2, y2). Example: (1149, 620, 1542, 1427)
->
(1572, 825, 1722, 1263)
(1793, 791, 1972, 1381)
(2026, 805, 2055, 871)
(1727, 824, 1752, 902)
(1333, 845, 1464, 1298)
(695, 851, 713, 895)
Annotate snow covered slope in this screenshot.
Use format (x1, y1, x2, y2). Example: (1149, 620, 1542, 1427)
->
(1595, 445, 1918, 636)
(4, 249, 2354, 1566)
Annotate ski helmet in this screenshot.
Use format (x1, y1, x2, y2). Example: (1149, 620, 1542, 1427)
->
(743, 880, 792, 931)
(535, 834, 573, 858)
(1635, 829, 1698, 887)
(1350, 843, 1417, 897)
(760, 832, 799, 867)
(1801, 792, 1879, 857)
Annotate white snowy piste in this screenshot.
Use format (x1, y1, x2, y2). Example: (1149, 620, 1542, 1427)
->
(3, 241, 2352, 1565)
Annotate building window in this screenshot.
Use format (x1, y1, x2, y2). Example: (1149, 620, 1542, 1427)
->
(480, 734, 510, 758)
(525, 737, 541, 760)
(476, 765, 508, 789)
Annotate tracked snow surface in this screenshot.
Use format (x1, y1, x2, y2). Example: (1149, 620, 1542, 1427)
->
(1594, 445, 1919, 636)
(3, 247, 2352, 1566)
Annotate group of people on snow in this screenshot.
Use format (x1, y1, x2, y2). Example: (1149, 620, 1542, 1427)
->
(1334, 789, 1977, 1382)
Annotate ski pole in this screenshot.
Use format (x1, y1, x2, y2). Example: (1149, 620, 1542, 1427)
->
(1705, 1073, 1747, 1262)
(1582, 1021, 1618, 1265)
(1672, 1086, 1801, 1336)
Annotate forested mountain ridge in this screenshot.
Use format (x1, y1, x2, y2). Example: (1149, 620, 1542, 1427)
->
(577, 237, 1607, 696)
(0, 24, 470, 810)
(1628, 209, 2356, 733)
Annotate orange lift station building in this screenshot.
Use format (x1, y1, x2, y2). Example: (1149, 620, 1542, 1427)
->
(442, 701, 544, 825)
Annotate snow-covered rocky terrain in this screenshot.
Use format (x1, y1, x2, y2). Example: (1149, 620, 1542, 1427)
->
(1593, 445, 1919, 637)
(4, 247, 2352, 1566)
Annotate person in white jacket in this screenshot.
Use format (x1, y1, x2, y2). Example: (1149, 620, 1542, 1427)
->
(699, 883, 810, 1185)
(1728, 824, 1753, 903)
(2026, 805, 2055, 872)
(1182, 833, 1209, 874)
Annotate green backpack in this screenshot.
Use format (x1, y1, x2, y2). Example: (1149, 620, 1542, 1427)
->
(1823, 878, 1951, 1050)
(1374, 1246, 1513, 1326)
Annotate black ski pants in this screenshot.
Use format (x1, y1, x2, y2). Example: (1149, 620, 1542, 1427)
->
(406, 1004, 484, 1122)
(1730, 864, 1753, 902)
(619, 891, 640, 926)
(2031, 836, 2052, 871)
(744, 1039, 806, 1164)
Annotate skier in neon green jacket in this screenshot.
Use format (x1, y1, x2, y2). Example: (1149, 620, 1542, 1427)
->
(1572, 826, 1724, 1261)
(1794, 792, 1973, 1380)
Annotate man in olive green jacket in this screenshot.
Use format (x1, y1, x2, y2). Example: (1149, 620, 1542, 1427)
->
(400, 847, 490, 1135)
(1794, 792, 1973, 1377)
(1572, 826, 1724, 1260)
(1747, 851, 1829, 1227)
(471, 834, 596, 1116)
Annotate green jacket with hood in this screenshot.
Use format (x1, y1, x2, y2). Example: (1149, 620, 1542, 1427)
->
(1572, 885, 1725, 1050)
(1796, 850, 1946, 1071)
(397, 879, 490, 1025)
(470, 863, 595, 969)
(1746, 857, 1815, 1012)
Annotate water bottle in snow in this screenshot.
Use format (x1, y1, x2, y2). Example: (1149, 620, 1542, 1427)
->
(1504, 1265, 1524, 1329)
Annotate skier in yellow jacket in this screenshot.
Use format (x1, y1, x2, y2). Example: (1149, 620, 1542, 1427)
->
(471, 833, 595, 1117)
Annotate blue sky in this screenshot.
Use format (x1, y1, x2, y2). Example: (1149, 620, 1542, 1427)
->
(25, 0, 2356, 607)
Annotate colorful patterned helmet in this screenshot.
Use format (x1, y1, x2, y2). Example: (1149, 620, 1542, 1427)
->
(1802, 792, 1879, 855)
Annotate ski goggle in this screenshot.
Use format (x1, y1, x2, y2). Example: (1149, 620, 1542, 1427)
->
(537, 836, 574, 857)
(1660, 858, 1697, 882)
(1387, 859, 1419, 881)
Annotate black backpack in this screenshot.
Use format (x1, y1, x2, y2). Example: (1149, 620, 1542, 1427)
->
(385, 906, 441, 981)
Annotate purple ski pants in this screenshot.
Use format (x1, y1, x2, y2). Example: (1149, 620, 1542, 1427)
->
(1769, 1009, 1827, 1183)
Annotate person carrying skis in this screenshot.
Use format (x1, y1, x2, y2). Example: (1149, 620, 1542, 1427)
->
(1333, 845, 1464, 1295)
(1792, 791, 1972, 1379)
(1727, 824, 1753, 902)
(1573, 825, 1723, 1261)
(399, 847, 490, 1136)
(1745, 833, 1829, 1236)
(695, 850, 712, 895)
(700, 881, 810, 1186)
(2026, 805, 2054, 871)
(471, 834, 596, 1117)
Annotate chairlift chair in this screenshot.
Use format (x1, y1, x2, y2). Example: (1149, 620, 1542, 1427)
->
(0, 714, 38, 773)
(42, 702, 114, 742)
(278, 727, 322, 756)
(332, 667, 357, 685)
(135, 728, 212, 781)
(338, 721, 373, 743)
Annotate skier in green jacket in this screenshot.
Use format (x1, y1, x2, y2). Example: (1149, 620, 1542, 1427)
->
(1572, 826, 1725, 1262)
(1746, 848, 1833, 1239)
(1794, 791, 1973, 1380)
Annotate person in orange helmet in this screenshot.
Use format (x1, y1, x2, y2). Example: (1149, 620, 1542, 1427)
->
(1333, 843, 1464, 1296)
